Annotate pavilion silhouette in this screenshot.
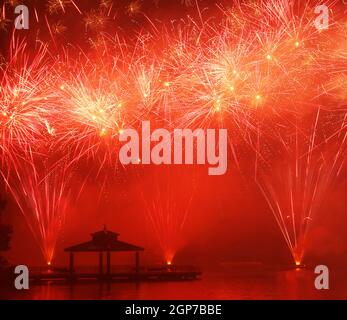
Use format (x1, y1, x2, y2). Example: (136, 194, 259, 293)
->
(64, 226, 144, 279)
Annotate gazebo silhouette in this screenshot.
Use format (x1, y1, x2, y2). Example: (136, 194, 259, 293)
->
(64, 227, 144, 278)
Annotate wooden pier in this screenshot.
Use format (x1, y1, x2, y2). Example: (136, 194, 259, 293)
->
(30, 228, 202, 284)
(30, 266, 201, 283)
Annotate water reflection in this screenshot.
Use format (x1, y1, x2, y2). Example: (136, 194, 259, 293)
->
(3, 266, 347, 300)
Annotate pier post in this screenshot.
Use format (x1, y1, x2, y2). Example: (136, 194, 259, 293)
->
(135, 251, 140, 275)
(99, 252, 103, 275)
(69, 252, 74, 274)
(106, 251, 111, 276)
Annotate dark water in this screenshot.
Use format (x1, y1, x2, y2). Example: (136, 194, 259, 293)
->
(2, 265, 347, 300)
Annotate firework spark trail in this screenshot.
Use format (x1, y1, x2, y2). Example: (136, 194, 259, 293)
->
(257, 108, 347, 265)
(1, 152, 74, 264)
(136, 168, 196, 264)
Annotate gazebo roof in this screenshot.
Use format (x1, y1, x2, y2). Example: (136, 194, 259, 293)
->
(64, 228, 144, 252)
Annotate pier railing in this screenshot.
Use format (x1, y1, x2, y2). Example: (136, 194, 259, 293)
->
(30, 265, 200, 277)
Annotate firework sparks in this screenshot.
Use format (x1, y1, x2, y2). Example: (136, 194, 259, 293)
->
(126, 0, 142, 17)
(84, 9, 109, 31)
(0, 0, 345, 264)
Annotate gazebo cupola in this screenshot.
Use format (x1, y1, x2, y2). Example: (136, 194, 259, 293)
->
(91, 228, 119, 246)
